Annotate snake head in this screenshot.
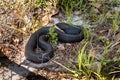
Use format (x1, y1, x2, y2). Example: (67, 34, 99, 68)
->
(26, 52, 53, 63)
(36, 53, 50, 63)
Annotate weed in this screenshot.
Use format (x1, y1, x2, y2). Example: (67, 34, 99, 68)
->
(98, 36, 105, 42)
(98, 36, 110, 46)
(83, 28, 93, 43)
(58, 0, 85, 23)
(117, 49, 120, 53)
(78, 42, 88, 71)
(109, 0, 120, 6)
(88, 7, 100, 23)
(111, 11, 119, 34)
(76, 41, 119, 79)
(48, 25, 58, 45)
(77, 42, 106, 79)
(34, 0, 47, 8)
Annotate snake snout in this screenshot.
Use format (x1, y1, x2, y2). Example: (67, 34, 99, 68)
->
(37, 53, 50, 63)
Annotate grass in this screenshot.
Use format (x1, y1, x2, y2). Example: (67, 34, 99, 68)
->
(58, 0, 85, 23)
(48, 25, 58, 45)
(111, 11, 119, 34)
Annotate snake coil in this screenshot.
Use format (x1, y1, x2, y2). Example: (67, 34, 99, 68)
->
(25, 23, 84, 63)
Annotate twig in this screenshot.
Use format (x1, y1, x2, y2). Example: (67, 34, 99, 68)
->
(109, 71, 120, 75)
(51, 59, 76, 74)
(110, 41, 120, 49)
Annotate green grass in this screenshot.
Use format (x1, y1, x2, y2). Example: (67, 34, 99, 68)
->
(58, 0, 86, 23)
(48, 25, 58, 45)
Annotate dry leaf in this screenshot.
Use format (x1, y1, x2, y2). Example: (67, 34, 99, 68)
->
(115, 32, 120, 41)
(106, 11, 112, 17)
(41, 14, 50, 26)
(90, 3, 101, 8)
(88, 0, 95, 1)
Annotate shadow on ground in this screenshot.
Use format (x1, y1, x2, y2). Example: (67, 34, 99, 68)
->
(0, 52, 48, 80)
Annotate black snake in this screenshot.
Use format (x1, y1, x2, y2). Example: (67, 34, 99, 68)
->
(25, 23, 84, 63)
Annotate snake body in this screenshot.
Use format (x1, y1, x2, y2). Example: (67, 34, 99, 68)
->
(25, 23, 84, 63)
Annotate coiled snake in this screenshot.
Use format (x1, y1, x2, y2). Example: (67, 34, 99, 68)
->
(25, 23, 84, 63)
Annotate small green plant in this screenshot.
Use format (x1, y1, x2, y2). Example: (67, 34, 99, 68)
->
(88, 7, 100, 23)
(34, 0, 47, 8)
(58, 0, 85, 23)
(78, 42, 88, 71)
(98, 36, 105, 42)
(77, 42, 106, 79)
(112, 12, 119, 34)
(109, 0, 120, 6)
(117, 49, 120, 53)
(48, 25, 58, 45)
(83, 28, 93, 43)
(100, 57, 120, 78)
(98, 36, 110, 46)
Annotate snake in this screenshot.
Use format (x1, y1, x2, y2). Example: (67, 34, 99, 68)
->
(25, 23, 84, 63)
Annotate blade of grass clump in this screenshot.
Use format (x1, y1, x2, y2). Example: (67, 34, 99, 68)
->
(78, 0, 83, 8)
(112, 11, 119, 34)
(78, 42, 88, 71)
(83, 28, 93, 43)
(93, 71, 107, 80)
